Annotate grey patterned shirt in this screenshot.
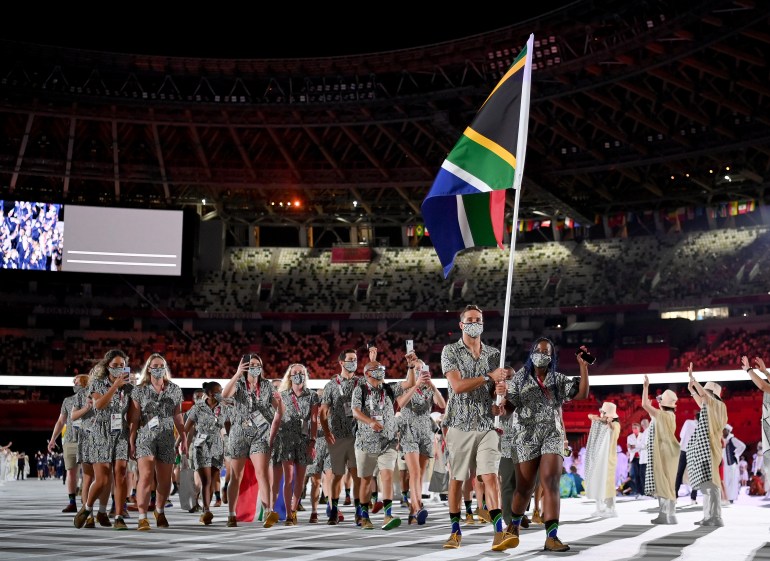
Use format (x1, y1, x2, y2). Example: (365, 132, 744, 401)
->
(440, 338, 500, 432)
(503, 367, 579, 427)
(394, 383, 433, 433)
(499, 411, 516, 459)
(351, 382, 398, 453)
(321, 374, 363, 439)
(279, 389, 320, 436)
(186, 400, 226, 454)
(61, 393, 80, 444)
(231, 376, 275, 427)
(132, 382, 183, 430)
(88, 377, 134, 434)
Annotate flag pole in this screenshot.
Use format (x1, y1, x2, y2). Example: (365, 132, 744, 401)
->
(496, 34, 534, 426)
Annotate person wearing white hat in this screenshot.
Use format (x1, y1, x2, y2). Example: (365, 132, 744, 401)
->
(584, 401, 620, 517)
(685, 364, 728, 526)
(641, 378, 679, 524)
(721, 423, 746, 503)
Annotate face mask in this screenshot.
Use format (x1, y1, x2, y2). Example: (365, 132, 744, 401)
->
(213, 392, 223, 402)
(149, 367, 165, 379)
(342, 360, 357, 373)
(367, 367, 385, 381)
(109, 367, 125, 377)
(291, 373, 305, 385)
(462, 322, 483, 338)
(248, 366, 263, 377)
(73, 385, 80, 393)
(531, 352, 552, 368)
(195, 395, 205, 404)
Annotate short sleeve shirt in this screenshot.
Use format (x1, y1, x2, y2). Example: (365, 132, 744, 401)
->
(321, 375, 363, 439)
(61, 394, 79, 444)
(230, 376, 275, 426)
(280, 388, 320, 436)
(186, 400, 227, 435)
(440, 338, 500, 432)
(88, 377, 133, 425)
(503, 366, 579, 428)
(351, 382, 398, 453)
(132, 382, 183, 429)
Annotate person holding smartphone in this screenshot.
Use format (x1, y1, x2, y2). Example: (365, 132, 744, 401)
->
(396, 348, 446, 526)
(221, 353, 284, 528)
(74, 349, 134, 530)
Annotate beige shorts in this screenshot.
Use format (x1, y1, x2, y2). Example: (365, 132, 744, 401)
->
(446, 427, 500, 481)
(355, 446, 398, 479)
(397, 454, 407, 471)
(63, 442, 79, 471)
(329, 436, 357, 476)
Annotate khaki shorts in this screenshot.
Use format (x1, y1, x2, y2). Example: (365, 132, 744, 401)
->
(329, 436, 357, 476)
(355, 445, 398, 478)
(63, 442, 79, 471)
(446, 427, 500, 481)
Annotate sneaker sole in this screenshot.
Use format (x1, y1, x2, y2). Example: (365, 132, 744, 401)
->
(383, 518, 401, 531)
(492, 535, 520, 551)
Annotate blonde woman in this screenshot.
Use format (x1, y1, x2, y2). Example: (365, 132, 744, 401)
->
(74, 349, 133, 530)
(128, 353, 187, 531)
(221, 353, 284, 528)
(273, 364, 320, 525)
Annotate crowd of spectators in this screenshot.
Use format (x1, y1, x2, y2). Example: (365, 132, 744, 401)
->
(0, 201, 63, 271)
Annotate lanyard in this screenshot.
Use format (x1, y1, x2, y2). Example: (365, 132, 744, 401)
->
(336, 375, 358, 396)
(291, 392, 301, 413)
(534, 374, 551, 400)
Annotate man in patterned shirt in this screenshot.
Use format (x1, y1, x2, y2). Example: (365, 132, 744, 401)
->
(320, 349, 362, 525)
(441, 304, 517, 552)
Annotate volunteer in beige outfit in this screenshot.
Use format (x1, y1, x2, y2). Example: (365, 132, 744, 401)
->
(584, 401, 620, 517)
(640, 377, 679, 524)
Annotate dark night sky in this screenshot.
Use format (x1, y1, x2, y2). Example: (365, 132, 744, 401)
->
(4, 2, 580, 58)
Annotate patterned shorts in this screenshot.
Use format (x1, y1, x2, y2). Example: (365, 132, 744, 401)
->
(229, 423, 270, 458)
(193, 448, 224, 471)
(135, 427, 176, 465)
(511, 422, 563, 463)
(400, 431, 434, 457)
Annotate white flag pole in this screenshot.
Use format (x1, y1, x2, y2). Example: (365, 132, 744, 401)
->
(496, 33, 534, 427)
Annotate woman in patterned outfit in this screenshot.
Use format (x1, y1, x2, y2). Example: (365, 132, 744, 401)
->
(184, 381, 226, 525)
(396, 352, 446, 526)
(221, 353, 284, 528)
(499, 338, 590, 553)
(272, 363, 320, 526)
(128, 353, 187, 531)
(74, 349, 133, 531)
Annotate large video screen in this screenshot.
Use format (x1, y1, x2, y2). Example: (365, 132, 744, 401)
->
(1, 200, 185, 277)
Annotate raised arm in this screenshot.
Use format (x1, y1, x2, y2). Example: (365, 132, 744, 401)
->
(743, 356, 770, 394)
(688, 363, 705, 409)
(573, 346, 591, 400)
(640, 375, 659, 419)
(222, 359, 247, 399)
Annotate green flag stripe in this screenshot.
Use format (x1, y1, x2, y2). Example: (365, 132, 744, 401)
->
(447, 136, 516, 190)
(462, 193, 498, 246)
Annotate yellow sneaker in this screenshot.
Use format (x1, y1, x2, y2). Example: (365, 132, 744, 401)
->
(361, 517, 375, 530)
(443, 531, 462, 549)
(74, 507, 90, 529)
(137, 518, 151, 531)
(84, 515, 95, 529)
(226, 515, 238, 527)
(477, 508, 492, 523)
(532, 509, 544, 525)
(263, 510, 280, 528)
(544, 536, 570, 552)
(491, 530, 520, 551)
(200, 511, 214, 525)
(465, 512, 475, 525)
(113, 517, 128, 530)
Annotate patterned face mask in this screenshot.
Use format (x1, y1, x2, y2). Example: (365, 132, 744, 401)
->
(194, 395, 205, 404)
(342, 360, 357, 373)
(248, 366, 263, 377)
(462, 322, 483, 338)
(73, 385, 80, 393)
(149, 367, 165, 379)
(531, 352, 552, 368)
(213, 392, 223, 402)
(109, 367, 126, 377)
(367, 366, 386, 381)
(291, 373, 305, 385)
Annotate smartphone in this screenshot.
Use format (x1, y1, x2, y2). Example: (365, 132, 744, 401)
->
(242, 353, 251, 365)
(576, 349, 597, 365)
(406, 340, 414, 354)
(420, 363, 430, 373)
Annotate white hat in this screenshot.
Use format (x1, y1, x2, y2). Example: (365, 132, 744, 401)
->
(600, 401, 618, 419)
(660, 389, 678, 408)
(725, 423, 733, 432)
(704, 381, 722, 397)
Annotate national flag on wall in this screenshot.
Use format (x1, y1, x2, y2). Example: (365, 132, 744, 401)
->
(421, 34, 534, 278)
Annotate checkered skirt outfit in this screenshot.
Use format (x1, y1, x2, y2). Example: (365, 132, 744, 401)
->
(685, 398, 727, 489)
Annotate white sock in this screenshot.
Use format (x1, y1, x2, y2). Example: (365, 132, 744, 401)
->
(156, 507, 164, 514)
(98, 505, 107, 513)
(139, 513, 147, 520)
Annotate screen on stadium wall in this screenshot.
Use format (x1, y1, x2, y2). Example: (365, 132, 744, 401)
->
(1, 200, 185, 276)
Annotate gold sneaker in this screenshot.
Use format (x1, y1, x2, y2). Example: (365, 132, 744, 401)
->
(284, 511, 297, 526)
(263, 510, 279, 528)
(73, 507, 90, 529)
(200, 511, 214, 526)
(113, 517, 128, 530)
(443, 531, 462, 549)
(137, 518, 151, 531)
(155, 512, 169, 528)
(96, 512, 113, 527)
(465, 512, 475, 525)
(544, 536, 570, 552)
(226, 515, 238, 527)
(476, 508, 492, 523)
(84, 515, 95, 529)
(491, 530, 520, 551)
(532, 509, 544, 525)
(382, 515, 401, 530)
(361, 517, 375, 530)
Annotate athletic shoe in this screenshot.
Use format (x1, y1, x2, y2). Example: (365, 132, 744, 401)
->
(491, 530, 519, 551)
(155, 512, 169, 528)
(476, 507, 492, 523)
(382, 515, 401, 530)
(465, 512, 475, 525)
(62, 503, 78, 513)
(84, 515, 95, 529)
(443, 532, 462, 549)
(113, 517, 128, 530)
(338, 511, 344, 522)
(344, 496, 352, 506)
(213, 499, 222, 508)
(170, 484, 178, 496)
(361, 517, 375, 530)
(137, 518, 151, 531)
(521, 514, 530, 529)
(227, 515, 237, 527)
(296, 503, 305, 511)
(263, 510, 279, 528)
(200, 511, 214, 526)
(165, 500, 173, 508)
(96, 512, 113, 527)
(544, 536, 570, 552)
(327, 514, 338, 526)
(309, 512, 318, 523)
(416, 508, 428, 525)
(532, 509, 544, 525)
(371, 501, 384, 514)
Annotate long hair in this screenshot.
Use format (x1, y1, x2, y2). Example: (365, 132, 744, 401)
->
(278, 363, 308, 393)
(89, 349, 128, 383)
(522, 336, 562, 402)
(137, 353, 172, 387)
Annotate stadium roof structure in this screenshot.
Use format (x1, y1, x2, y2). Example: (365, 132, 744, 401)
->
(0, 0, 768, 236)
